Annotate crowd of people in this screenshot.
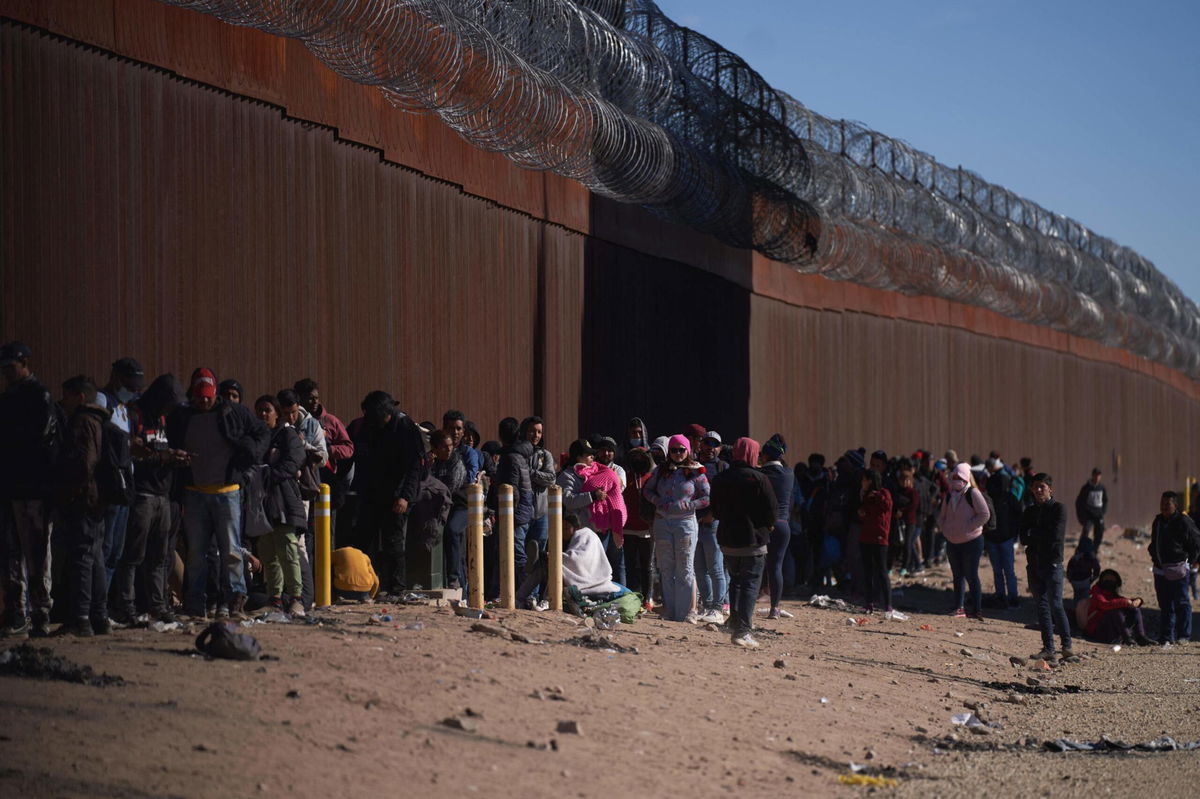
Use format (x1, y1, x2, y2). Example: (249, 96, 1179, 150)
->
(3, 340, 1199, 654)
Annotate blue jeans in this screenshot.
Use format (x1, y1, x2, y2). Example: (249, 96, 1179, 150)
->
(726, 553, 765, 637)
(444, 507, 468, 589)
(103, 503, 130, 588)
(596, 528, 626, 587)
(695, 522, 727, 611)
(1027, 562, 1072, 654)
(654, 516, 698, 622)
(985, 538, 1018, 601)
(945, 536, 984, 614)
(1154, 573, 1193, 643)
(182, 489, 246, 614)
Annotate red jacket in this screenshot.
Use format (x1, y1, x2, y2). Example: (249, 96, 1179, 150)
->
(1086, 584, 1131, 636)
(858, 488, 893, 546)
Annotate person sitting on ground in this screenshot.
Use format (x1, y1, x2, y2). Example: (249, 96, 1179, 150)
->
(518, 513, 621, 605)
(1084, 569, 1154, 646)
(332, 546, 379, 602)
(1066, 538, 1101, 604)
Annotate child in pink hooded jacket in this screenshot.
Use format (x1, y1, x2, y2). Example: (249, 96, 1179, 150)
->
(937, 462, 991, 618)
(575, 460, 627, 541)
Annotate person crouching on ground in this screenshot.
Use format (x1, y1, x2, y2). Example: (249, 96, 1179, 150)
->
(710, 437, 777, 649)
(1084, 569, 1154, 646)
(254, 395, 307, 617)
(1019, 473, 1075, 663)
(643, 434, 710, 622)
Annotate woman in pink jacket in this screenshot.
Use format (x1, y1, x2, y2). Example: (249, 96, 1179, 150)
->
(937, 462, 991, 619)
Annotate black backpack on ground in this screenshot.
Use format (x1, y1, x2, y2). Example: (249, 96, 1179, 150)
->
(96, 421, 135, 506)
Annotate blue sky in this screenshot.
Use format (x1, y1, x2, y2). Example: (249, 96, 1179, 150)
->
(653, 0, 1200, 304)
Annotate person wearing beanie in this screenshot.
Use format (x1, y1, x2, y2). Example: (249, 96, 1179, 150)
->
(694, 431, 728, 623)
(710, 437, 777, 648)
(217, 379, 243, 404)
(760, 433, 794, 620)
(682, 423, 706, 454)
(937, 462, 990, 619)
(166, 367, 270, 620)
(643, 434, 710, 622)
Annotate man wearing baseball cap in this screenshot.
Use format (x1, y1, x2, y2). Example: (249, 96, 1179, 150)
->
(0, 341, 62, 637)
(166, 367, 269, 620)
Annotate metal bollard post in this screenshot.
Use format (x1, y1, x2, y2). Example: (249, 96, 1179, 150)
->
(467, 483, 484, 609)
(499, 483, 515, 609)
(548, 485, 563, 612)
(315, 483, 332, 608)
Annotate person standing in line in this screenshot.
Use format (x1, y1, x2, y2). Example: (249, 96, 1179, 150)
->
(1019, 473, 1075, 662)
(857, 469, 894, 614)
(0, 341, 61, 638)
(98, 357, 144, 590)
(593, 435, 628, 586)
(254, 395, 308, 617)
(760, 434, 794, 620)
(643, 434, 709, 623)
(710, 437, 776, 649)
(985, 456, 1021, 608)
(694, 431, 728, 622)
(55, 376, 111, 636)
(1075, 469, 1109, 550)
(621, 446, 657, 609)
(938, 462, 990, 620)
(1149, 491, 1200, 646)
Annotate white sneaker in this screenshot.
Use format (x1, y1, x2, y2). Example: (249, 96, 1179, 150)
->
(532, 600, 549, 612)
(703, 610, 726, 624)
(288, 599, 306, 618)
(684, 612, 702, 625)
(732, 633, 761, 649)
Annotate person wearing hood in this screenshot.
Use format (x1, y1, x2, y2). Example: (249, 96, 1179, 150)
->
(937, 462, 990, 619)
(621, 446, 657, 608)
(694, 431, 728, 623)
(828, 449, 865, 594)
(643, 434, 710, 622)
(710, 437, 776, 648)
(110, 373, 188, 624)
(98, 357, 144, 588)
(351, 390, 426, 595)
(760, 434, 794, 620)
(55, 376, 112, 636)
(217, 379, 243, 404)
(622, 417, 650, 465)
(487, 417, 534, 597)
(649, 436, 669, 469)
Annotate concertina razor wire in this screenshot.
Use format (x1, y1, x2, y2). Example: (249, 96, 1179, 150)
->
(156, 0, 1200, 379)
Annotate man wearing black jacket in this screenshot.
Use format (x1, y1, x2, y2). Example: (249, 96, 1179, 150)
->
(711, 437, 777, 649)
(167, 368, 269, 620)
(1149, 491, 1200, 645)
(1075, 469, 1109, 549)
(0, 341, 61, 637)
(1019, 473, 1073, 662)
(353, 391, 425, 594)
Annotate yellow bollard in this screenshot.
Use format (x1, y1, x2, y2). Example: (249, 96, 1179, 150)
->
(467, 483, 484, 609)
(548, 485, 563, 612)
(315, 483, 331, 608)
(499, 483, 515, 609)
(1185, 477, 1195, 515)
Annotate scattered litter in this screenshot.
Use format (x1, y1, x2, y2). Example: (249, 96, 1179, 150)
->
(1045, 735, 1200, 753)
(368, 614, 393, 625)
(593, 607, 620, 631)
(0, 645, 125, 687)
(259, 611, 291, 624)
(453, 606, 487, 619)
(404, 622, 425, 631)
(839, 774, 899, 788)
(882, 609, 908, 621)
(950, 712, 985, 729)
(401, 592, 429, 604)
(917, 624, 935, 632)
(845, 617, 870, 626)
(568, 630, 638, 654)
(809, 595, 849, 610)
(556, 720, 583, 735)
(150, 621, 183, 633)
(1112, 645, 1122, 652)
(954, 632, 964, 638)
(195, 622, 263, 661)
(819, 697, 829, 704)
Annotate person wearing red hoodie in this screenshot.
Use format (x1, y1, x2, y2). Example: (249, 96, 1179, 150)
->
(1085, 569, 1154, 646)
(858, 469, 894, 613)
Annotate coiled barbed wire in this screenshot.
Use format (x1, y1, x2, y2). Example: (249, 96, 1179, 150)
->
(156, 0, 1199, 378)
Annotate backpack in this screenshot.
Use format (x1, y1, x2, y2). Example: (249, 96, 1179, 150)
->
(195, 622, 263, 660)
(96, 421, 135, 505)
(979, 488, 1002, 541)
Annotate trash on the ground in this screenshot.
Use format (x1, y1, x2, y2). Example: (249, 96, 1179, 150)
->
(195, 622, 264, 661)
(809, 595, 849, 610)
(954, 632, 964, 638)
(883, 609, 908, 621)
(918, 624, 935, 631)
(453, 606, 487, 619)
(839, 774, 899, 788)
(1112, 645, 1122, 652)
(368, 614, 393, 625)
(150, 621, 182, 632)
(846, 617, 870, 626)
(0, 644, 125, 687)
(819, 697, 829, 704)
(556, 720, 583, 735)
(404, 622, 424, 631)
(593, 607, 620, 631)
(402, 592, 429, 604)
(260, 611, 291, 624)
(950, 712, 985, 728)
(1044, 735, 1200, 753)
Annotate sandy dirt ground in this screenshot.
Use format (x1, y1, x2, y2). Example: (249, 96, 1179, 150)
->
(3, 527, 1200, 798)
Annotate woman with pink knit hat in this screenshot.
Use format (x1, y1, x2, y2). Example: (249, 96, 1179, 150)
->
(643, 434, 710, 622)
(937, 462, 991, 618)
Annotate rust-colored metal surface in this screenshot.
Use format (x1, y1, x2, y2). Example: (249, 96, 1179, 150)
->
(749, 294, 1200, 525)
(3, 15, 1199, 527)
(0, 22, 576, 438)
